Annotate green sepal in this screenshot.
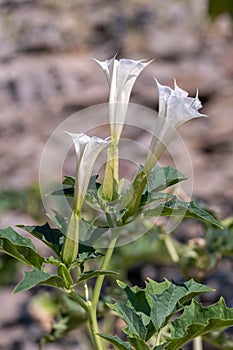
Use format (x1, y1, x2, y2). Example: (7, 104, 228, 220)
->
(61, 211, 79, 266)
(0, 227, 44, 268)
(58, 263, 73, 289)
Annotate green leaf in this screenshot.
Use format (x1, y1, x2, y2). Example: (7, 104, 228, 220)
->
(14, 267, 64, 293)
(51, 175, 100, 198)
(117, 280, 151, 316)
(76, 270, 117, 284)
(166, 298, 233, 350)
(63, 176, 75, 186)
(128, 337, 150, 349)
(79, 219, 108, 247)
(150, 279, 213, 331)
(107, 299, 147, 340)
(144, 197, 223, 228)
(98, 334, 132, 350)
(147, 165, 188, 193)
(145, 278, 171, 297)
(18, 223, 63, 254)
(0, 227, 44, 268)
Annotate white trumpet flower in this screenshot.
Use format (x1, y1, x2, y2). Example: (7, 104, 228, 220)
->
(94, 56, 152, 141)
(61, 133, 110, 265)
(94, 56, 152, 200)
(122, 80, 206, 221)
(143, 79, 206, 175)
(67, 132, 110, 213)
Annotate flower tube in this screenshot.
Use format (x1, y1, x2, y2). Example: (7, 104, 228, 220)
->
(94, 56, 152, 200)
(143, 79, 206, 175)
(61, 133, 110, 265)
(122, 79, 206, 221)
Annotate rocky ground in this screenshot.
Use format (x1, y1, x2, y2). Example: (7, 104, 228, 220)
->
(0, 0, 233, 349)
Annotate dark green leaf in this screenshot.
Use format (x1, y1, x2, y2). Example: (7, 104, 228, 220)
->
(117, 280, 151, 316)
(150, 279, 213, 331)
(63, 176, 75, 186)
(107, 300, 147, 340)
(166, 298, 233, 350)
(147, 165, 188, 193)
(98, 334, 132, 350)
(144, 197, 223, 228)
(18, 223, 63, 254)
(117, 279, 171, 341)
(76, 270, 117, 284)
(0, 227, 44, 268)
(14, 267, 64, 293)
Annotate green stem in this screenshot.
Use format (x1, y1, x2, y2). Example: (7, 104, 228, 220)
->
(193, 336, 203, 350)
(86, 302, 104, 350)
(87, 212, 117, 350)
(69, 291, 88, 312)
(92, 236, 117, 310)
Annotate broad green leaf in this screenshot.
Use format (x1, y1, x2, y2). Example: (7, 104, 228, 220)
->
(0, 227, 44, 268)
(150, 279, 213, 331)
(18, 223, 63, 254)
(147, 165, 188, 193)
(14, 267, 64, 293)
(117, 279, 170, 316)
(117, 279, 171, 341)
(166, 298, 233, 350)
(117, 280, 151, 316)
(98, 334, 132, 350)
(144, 197, 223, 228)
(107, 300, 147, 340)
(145, 278, 171, 299)
(76, 270, 117, 284)
(128, 337, 150, 349)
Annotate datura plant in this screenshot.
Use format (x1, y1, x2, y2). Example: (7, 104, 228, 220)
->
(0, 56, 233, 350)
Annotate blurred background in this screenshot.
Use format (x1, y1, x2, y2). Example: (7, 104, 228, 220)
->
(0, 0, 233, 349)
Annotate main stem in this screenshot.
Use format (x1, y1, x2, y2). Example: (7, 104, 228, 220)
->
(87, 212, 117, 350)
